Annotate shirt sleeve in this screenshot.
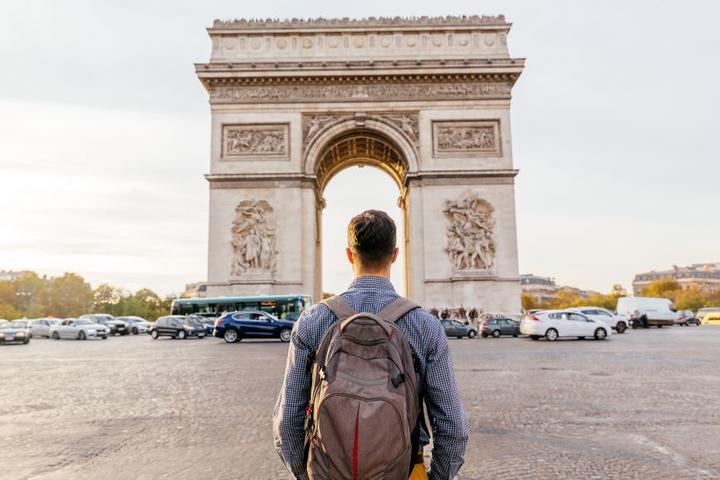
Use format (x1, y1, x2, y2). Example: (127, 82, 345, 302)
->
(423, 320, 470, 479)
(272, 314, 314, 479)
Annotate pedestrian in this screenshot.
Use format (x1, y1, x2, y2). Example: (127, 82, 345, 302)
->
(273, 209, 469, 480)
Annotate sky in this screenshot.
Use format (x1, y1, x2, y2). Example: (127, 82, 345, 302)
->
(0, 0, 718, 297)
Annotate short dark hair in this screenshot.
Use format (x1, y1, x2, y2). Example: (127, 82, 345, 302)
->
(347, 210, 396, 269)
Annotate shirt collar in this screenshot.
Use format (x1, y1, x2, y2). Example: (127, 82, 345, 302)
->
(348, 275, 396, 292)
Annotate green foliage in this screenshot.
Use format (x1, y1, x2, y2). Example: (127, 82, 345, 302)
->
(41, 273, 94, 317)
(0, 271, 175, 320)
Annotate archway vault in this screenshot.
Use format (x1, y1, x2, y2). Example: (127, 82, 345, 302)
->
(314, 130, 408, 192)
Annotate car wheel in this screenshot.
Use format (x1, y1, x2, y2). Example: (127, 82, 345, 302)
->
(657, 325, 663, 329)
(491, 330, 501, 338)
(468, 330, 477, 339)
(513, 334, 518, 338)
(101, 335, 107, 339)
(616, 322, 627, 334)
(279, 329, 292, 343)
(52, 331, 60, 340)
(78, 331, 86, 340)
(545, 328, 559, 341)
(481, 333, 488, 338)
(132, 327, 138, 335)
(151, 330, 159, 339)
(198, 334, 205, 339)
(594, 328, 607, 340)
(223, 329, 239, 343)
(177, 330, 187, 340)
(24, 338, 30, 344)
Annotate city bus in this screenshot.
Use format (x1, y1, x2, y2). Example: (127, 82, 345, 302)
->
(170, 294, 313, 321)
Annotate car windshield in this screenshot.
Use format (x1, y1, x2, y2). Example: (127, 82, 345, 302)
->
(185, 317, 202, 326)
(11, 321, 28, 328)
(76, 319, 93, 325)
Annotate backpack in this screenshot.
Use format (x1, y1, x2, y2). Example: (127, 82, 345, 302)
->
(304, 295, 422, 480)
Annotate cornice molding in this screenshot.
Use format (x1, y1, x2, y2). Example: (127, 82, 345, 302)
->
(211, 15, 509, 30)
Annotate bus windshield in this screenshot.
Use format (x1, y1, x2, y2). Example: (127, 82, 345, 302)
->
(170, 295, 312, 320)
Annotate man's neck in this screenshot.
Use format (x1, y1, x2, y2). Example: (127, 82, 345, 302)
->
(353, 270, 391, 280)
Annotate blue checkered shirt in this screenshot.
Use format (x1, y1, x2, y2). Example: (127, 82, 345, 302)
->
(273, 275, 469, 479)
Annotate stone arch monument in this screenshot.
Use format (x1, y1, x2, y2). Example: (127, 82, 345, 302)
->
(196, 15, 524, 312)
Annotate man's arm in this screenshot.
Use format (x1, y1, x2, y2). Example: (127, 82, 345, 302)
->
(424, 320, 470, 479)
(272, 316, 314, 479)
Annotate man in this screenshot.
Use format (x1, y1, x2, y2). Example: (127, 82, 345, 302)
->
(273, 210, 469, 479)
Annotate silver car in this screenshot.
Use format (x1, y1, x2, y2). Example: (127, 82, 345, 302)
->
(0, 320, 31, 344)
(50, 318, 110, 340)
(28, 318, 58, 338)
(116, 316, 151, 335)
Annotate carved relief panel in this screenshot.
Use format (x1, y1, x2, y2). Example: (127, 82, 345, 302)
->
(230, 200, 278, 276)
(222, 124, 289, 159)
(432, 120, 501, 157)
(444, 191, 496, 272)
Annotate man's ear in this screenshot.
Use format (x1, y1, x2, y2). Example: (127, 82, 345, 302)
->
(390, 247, 399, 264)
(346, 247, 355, 265)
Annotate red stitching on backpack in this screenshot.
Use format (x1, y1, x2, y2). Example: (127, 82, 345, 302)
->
(352, 409, 359, 480)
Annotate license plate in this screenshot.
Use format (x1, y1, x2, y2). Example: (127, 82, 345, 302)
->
(6, 335, 14, 341)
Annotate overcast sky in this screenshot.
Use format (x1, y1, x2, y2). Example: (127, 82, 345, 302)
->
(1, 0, 718, 297)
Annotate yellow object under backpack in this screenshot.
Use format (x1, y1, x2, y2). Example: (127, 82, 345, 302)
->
(409, 462, 428, 480)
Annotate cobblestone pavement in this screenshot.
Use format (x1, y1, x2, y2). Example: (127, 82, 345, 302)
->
(1, 326, 719, 480)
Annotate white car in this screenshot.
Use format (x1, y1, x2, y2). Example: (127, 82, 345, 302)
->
(50, 318, 110, 340)
(520, 310, 613, 341)
(567, 307, 629, 333)
(116, 316, 151, 335)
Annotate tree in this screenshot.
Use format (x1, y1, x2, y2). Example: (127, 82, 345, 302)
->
(41, 273, 93, 317)
(93, 284, 126, 315)
(13, 272, 47, 317)
(0, 302, 20, 319)
(642, 278, 681, 300)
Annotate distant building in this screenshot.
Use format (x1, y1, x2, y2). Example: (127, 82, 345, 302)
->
(520, 274, 558, 304)
(0, 270, 32, 282)
(633, 263, 720, 295)
(521, 274, 599, 305)
(182, 282, 208, 298)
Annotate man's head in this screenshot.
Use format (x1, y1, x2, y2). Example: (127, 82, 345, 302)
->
(346, 210, 399, 276)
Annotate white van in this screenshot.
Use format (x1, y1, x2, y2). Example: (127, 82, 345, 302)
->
(616, 297, 678, 328)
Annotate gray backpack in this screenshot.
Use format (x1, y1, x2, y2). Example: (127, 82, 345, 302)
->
(304, 296, 421, 479)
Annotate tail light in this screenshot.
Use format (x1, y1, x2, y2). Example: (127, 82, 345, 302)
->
(214, 318, 223, 327)
(530, 316, 540, 322)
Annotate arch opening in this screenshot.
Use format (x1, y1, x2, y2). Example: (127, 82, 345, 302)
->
(314, 129, 411, 297)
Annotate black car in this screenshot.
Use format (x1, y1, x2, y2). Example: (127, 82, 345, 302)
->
(79, 314, 129, 335)
(149, 316, 206, 339)
(481, 317, 520, 338)
(440, 319, 478, 339)
(213, 310, 294, 343)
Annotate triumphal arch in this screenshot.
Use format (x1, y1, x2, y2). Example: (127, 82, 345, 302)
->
(195, 16, 524, 312)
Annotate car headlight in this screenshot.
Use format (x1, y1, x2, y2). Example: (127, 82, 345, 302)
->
(16, 332, 25, 337)
(0, 333, 4, 338)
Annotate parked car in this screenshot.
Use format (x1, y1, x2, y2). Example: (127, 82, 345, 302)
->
(188, 314, 215, 335)
(520, 310, 612, 341)
(440, 319, 478, 339)
(0, 320, 31, 344)
(701, 312, 720, 325)
(116, 316, 151, 335)
(28, 318, 58, 338)
(674, 310, 701, 326)
(616, 297, 677, 328)
(79, 314, 129, 335)
(213, 310, 294, 343)
(481, 317, 519, 338)
(50, 318, 110, 340)
(697, 307, 720, 323)
(567, 307, 629, 333)
(149, 316, 207, 339)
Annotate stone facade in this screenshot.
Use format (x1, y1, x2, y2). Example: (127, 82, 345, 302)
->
(196, 15, 524, 313)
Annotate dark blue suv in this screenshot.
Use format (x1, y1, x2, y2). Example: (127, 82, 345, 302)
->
(214, 310, 294, 343)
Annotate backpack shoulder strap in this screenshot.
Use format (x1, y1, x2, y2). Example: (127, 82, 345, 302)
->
(320, 295, 357, 321)
(378, 297, 420, 324)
